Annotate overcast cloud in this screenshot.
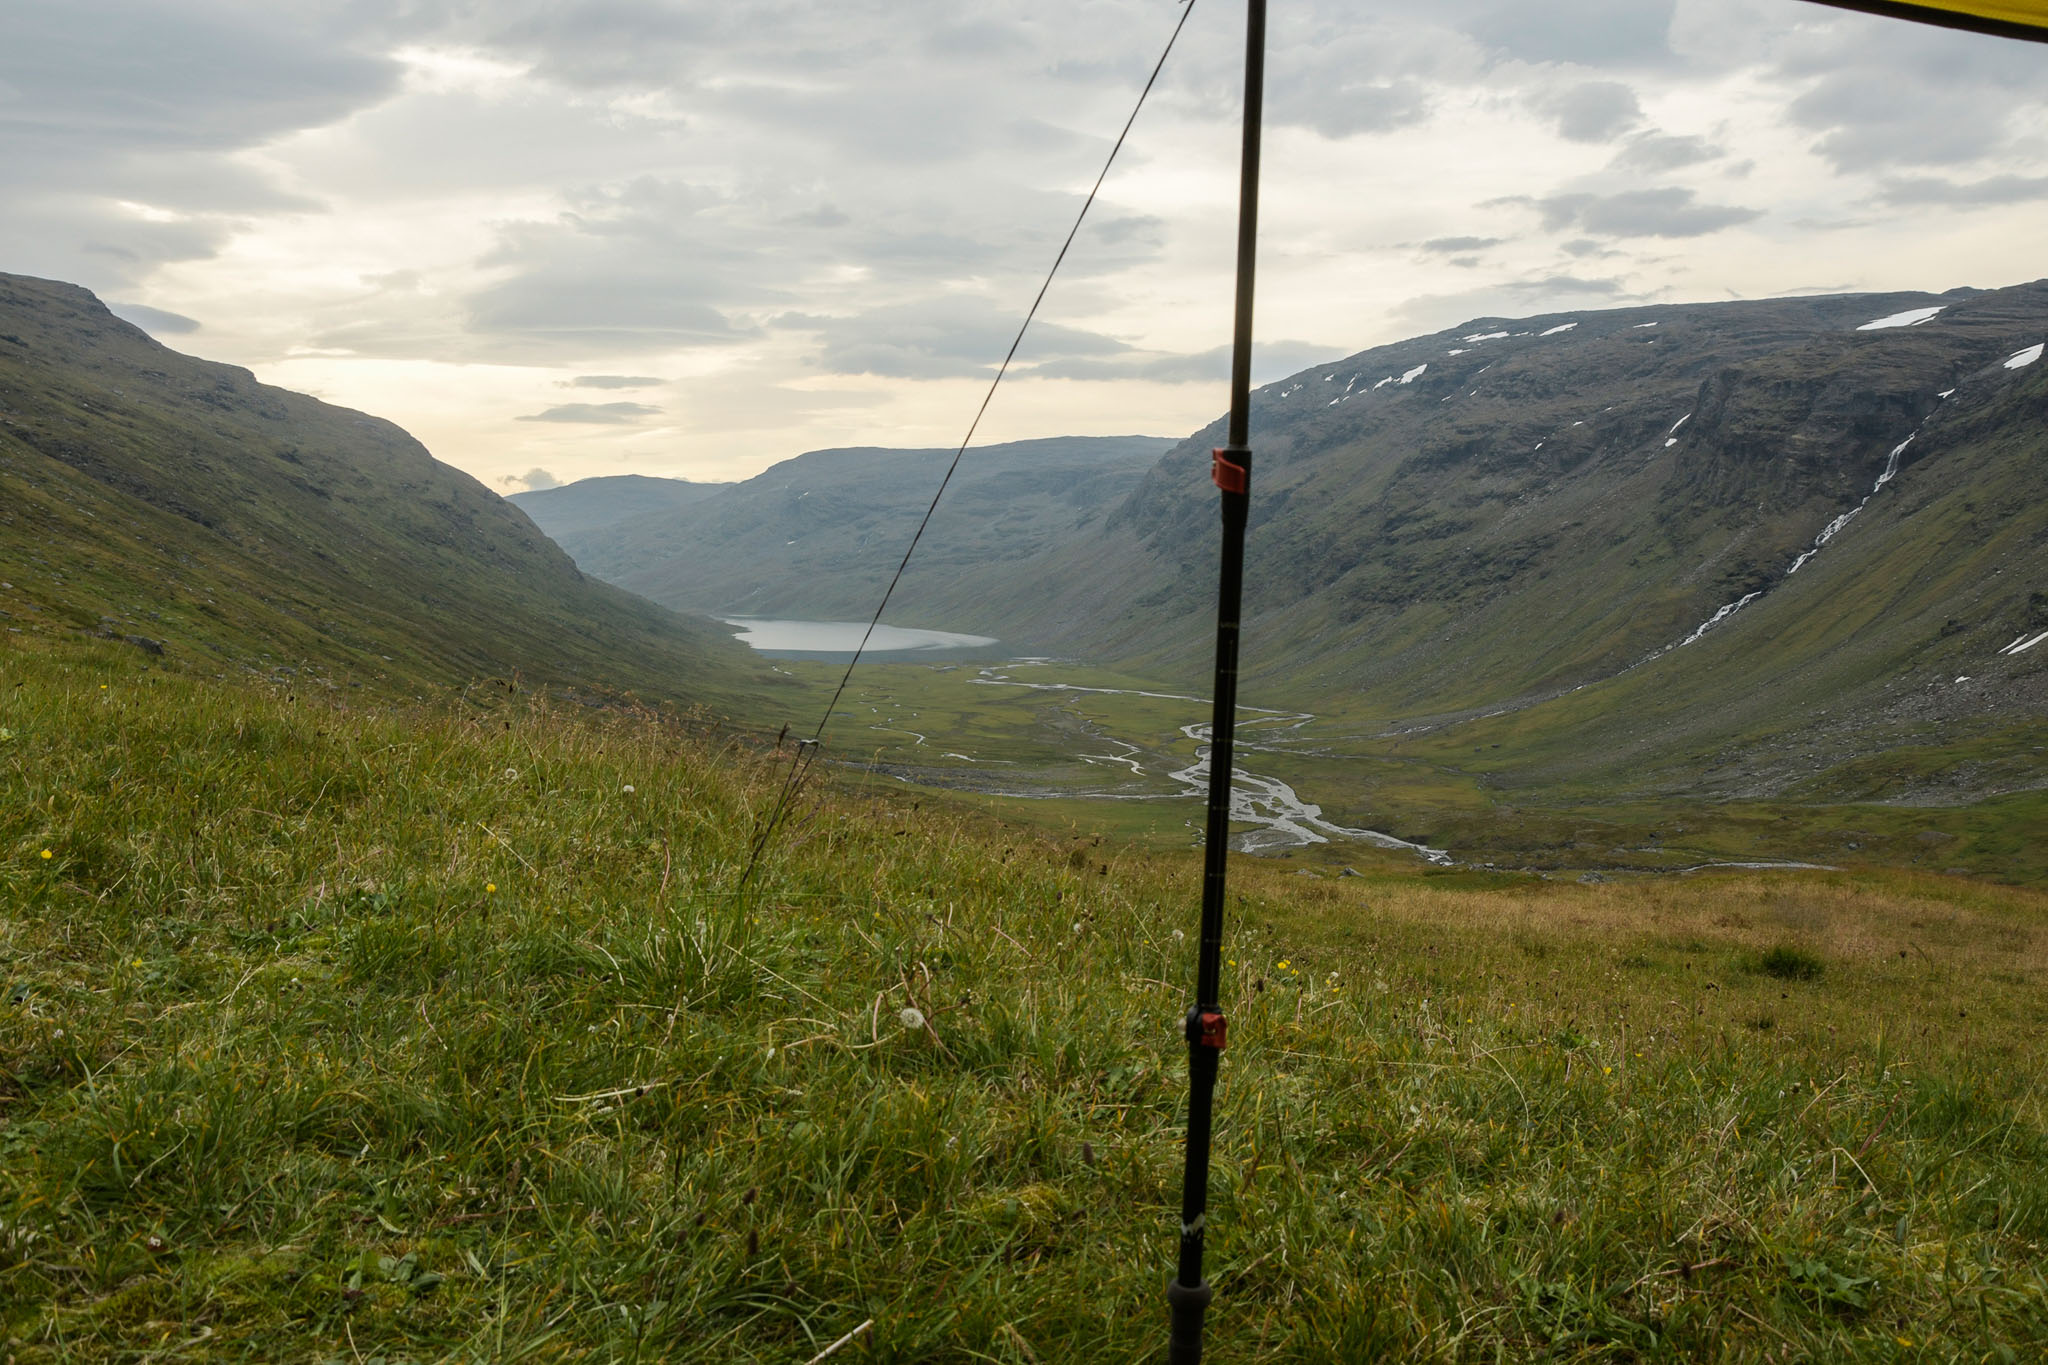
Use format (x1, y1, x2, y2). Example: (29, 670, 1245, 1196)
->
(3, 0, 2043, 485)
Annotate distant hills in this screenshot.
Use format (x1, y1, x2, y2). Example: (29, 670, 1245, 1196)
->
(509, 474, 729, 541)
(512, 436, 1175, 623)
(0, 273, 765, 709)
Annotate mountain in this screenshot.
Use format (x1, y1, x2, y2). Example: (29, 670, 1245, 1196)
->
(544, 435, 1175, 623)
(0, 273, 766, 708)
(999, 283, 2048, 800)
(533, 283, 2045, 805)
(509, 473, 729, 542)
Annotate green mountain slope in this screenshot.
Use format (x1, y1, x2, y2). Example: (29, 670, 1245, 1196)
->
(508, 473, 729, 542)
(872, 285, 2043, 800)
(558, 435, 1175, 623)
(0, 273, 768, 709)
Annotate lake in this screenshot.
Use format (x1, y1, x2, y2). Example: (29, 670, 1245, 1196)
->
(720, 617, 999, 656)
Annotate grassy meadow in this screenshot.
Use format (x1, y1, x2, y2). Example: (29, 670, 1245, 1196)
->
(5, 637, 2048, 1361)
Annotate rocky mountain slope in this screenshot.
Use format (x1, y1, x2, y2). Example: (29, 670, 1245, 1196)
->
(1010, 284, 2044, 799)
(0, 273, 765, 708)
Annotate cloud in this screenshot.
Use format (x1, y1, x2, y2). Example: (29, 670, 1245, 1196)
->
(1502, 274, 1629, 296)
(1532, 81, 1644, 143)
(787, 295, 1133, 380)
(0, 2, 397, 290)
(516, 402, 663, 424)
(1876, 174, 2048, 208)
(1031, 340, 1348, 385)
(1772, 17, 2047, 173)
(107, 302, 200, 335)
(1609, 132, 1723, 172)
(1469, 0, 1676, 65)
(1419, 235, 1504, 253)
(563, 374, 663, 389)
(1533, 188, 1761, 238)
(515, 468, 560, 490)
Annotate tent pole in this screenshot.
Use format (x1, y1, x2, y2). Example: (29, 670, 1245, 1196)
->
(1167, 1, 1265, 1360)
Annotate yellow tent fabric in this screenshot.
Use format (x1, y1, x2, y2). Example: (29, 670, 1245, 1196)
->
(1807, 0, 2048, 40)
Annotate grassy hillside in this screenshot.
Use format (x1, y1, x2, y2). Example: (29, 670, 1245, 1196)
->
(0, 273, 769, 713)
(6, 634, 2048, 1361)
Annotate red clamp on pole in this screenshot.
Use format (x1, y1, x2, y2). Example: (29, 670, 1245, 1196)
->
(1190, 1008, 1228, 1050)
(1210, 447, 1248, 495)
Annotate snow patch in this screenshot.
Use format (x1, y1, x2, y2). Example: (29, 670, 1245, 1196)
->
(2002, 629, 2048, 656)
(1857, 305, 1943, 331)
(1633, 321, 1658, 328)
(1539, 322, 1578, 337)
(1938, 388, 1955, 398)
(1463, 331, 1511, 342)
(1398, 363, 1427, 384)
(1371, 375, 1394, 390)
(1447, 348, 1469, 356)
(2003, 342, 2044, 369)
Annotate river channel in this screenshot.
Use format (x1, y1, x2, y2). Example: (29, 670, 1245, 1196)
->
(967, 665, 1451, 863)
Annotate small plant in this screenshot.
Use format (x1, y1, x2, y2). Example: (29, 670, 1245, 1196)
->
(1755, 944, 1825, 981)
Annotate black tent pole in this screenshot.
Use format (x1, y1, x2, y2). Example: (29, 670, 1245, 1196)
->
(1167, 1, 1265, 1361)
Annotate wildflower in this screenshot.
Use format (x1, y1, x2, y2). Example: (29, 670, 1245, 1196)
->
(1278, 958, 1290, 970)
(0, 727, 14, 740)
(621, 784, 635, 794)
(485, 882, 497, 893)
(899, 1007, 926, 1031)
(1603, 1066, 1612, 1075)
(39, 849, 52, 860)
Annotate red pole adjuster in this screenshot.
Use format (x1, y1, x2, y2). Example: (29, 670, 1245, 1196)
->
(1196, 1009, 1228, 1050)
(1210, 448, 1248, 495)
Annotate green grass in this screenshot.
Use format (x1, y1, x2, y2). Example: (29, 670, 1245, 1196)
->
(6, 636, 2048, 1361)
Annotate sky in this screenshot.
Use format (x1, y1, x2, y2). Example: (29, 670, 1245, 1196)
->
(4, 1, 2045, 492)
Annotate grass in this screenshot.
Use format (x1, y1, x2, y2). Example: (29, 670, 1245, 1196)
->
(6, 635, 2048, 1361)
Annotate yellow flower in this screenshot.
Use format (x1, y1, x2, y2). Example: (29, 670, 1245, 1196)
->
(1603, 1066, 1612, 1075)
(40, 849, 53, 860)
(485, 882, 497, 893)
(1278, 959, 1290, 969)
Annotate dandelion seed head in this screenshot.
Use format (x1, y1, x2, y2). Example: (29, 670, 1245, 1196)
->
(503, 767, 519, 781)
(899, 1007, 926, 1031)
(621, 784, 635, 794)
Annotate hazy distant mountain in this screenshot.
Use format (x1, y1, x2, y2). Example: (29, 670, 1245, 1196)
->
(545, 435, 1176, 623)
(509, 474, 728, 541)
(0, 273, 765, 708)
